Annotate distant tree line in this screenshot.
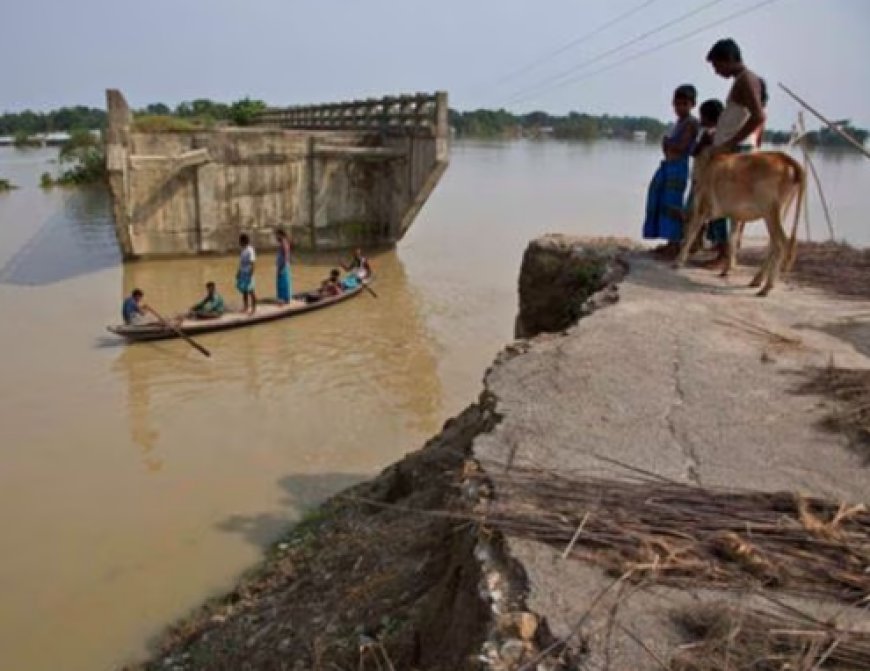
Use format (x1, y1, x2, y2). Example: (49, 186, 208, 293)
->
(449, 109, 668, 141)
(133, 97, 267, 128)
(2, 98, 269, 186)
(0, 106, 107, 136)
(0, 97, 268, 137)
(450, 108, 869, 150)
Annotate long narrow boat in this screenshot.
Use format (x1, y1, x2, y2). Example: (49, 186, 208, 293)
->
(107, 282, 368, 342)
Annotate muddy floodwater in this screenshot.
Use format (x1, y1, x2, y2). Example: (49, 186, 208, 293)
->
(1, 141, 868, 670)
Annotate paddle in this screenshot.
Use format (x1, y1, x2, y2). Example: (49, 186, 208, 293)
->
(147, 306, 211, 358)
(339, 260, 378, 298)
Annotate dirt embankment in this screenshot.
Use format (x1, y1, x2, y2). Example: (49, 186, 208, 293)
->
(125, 235, 627, 671)
(124, 402, 498, 671)
(129, 236, 870, 671)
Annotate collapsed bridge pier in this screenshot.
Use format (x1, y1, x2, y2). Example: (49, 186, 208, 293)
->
(106, 89, 449, 258)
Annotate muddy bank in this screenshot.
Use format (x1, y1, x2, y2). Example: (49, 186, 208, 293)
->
(123, 403, 495, 671)
(128, 236, 870, 670)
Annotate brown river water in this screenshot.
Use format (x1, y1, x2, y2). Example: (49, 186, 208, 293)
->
(1, 141, 868, 670)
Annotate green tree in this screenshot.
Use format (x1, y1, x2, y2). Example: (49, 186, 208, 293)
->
(56, 129, 106, 185)
(230, 97, 267, 126)
(144, 103, 171, 115)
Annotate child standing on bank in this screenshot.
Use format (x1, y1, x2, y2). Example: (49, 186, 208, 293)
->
(642, 84, 699, 259)
(691, 99, 728, 264)
(236, 233, 257, 315)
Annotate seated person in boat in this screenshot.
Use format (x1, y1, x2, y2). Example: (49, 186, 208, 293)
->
(341, 248, 372, 279)
(320, 269, 343, 297)
(122, 288, 157, 326)
(304, 269, 344, 304)
(187, 281, 225, 320)
(340, 272, 361, 290)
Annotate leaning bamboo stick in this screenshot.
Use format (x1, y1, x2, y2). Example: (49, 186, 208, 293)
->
(779, 83, 870, 160)
(798, 113, 836, 241)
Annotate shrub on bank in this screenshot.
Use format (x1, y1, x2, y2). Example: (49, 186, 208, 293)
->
(132, 114, 204, 132)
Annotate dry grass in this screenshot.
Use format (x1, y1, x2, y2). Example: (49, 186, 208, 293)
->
(132, 115, 206, 132)
(467, 468, 870, 603)
(741, 241, 870, 300)
(796, 364, 870, 461)
(671, 600, 870, 670)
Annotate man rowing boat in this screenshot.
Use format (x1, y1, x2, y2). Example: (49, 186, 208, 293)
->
(122, 288, 159, 325)
(341, 248, 372, 280)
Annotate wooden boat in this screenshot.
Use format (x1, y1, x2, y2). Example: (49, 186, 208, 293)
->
(107, 282, 369, 342)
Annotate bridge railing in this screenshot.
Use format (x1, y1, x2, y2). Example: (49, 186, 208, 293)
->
(252, 92, 446, 135)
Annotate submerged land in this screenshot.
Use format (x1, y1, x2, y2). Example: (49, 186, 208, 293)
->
(125, 236, 870, 670)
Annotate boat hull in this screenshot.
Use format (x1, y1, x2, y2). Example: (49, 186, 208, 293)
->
(107, 284, 366, 342)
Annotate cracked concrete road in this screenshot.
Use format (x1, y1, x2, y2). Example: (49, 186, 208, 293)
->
(474, 252, 870, 669)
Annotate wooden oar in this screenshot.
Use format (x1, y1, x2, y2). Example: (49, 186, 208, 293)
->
(148, 306, 211, 358)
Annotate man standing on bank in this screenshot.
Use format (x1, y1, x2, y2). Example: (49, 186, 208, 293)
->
(703, 38, 767, 267)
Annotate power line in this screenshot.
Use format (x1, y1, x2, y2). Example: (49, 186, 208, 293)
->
(509, 0, 783, 106)
(491, 0, 661, 88)
(501, 0, 728, 105)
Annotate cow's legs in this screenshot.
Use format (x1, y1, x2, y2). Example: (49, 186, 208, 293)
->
(675, 212, 704, 267)
(720, 220, 741, 277)
(749, 262, 766, 288)
(757, 209, 786, 297)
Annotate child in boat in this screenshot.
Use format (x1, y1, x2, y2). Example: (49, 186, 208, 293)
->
(642, 84, 699, 259)
(188, 281, 225, 320)
(236, 233, 257, 315)
(303, 269, 343, 304)
(122, 288, 157, 325)
(340, 272, 361, 290)
(320, 269, 343, 297)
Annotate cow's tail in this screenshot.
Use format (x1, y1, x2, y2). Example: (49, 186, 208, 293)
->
(784, 156, 807, 273)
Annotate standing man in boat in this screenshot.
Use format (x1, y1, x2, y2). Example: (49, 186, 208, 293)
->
(704, 38, 766, 267)
(236, 233, 257, 315)
(274, 228, 293, 304)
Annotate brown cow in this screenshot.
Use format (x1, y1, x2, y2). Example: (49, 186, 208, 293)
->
(676, 151, 805, 296)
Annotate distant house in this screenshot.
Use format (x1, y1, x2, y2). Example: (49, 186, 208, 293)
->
(632, 130, 648, 142)
(0, 130, 98, 147)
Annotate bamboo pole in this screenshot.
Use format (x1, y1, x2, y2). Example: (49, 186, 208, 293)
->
(779, 83, 870, 160)
(791, 120, 812, 242)
(797, 112, 836, 241)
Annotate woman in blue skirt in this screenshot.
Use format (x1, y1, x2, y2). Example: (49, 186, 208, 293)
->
(274, 228, 293, 303)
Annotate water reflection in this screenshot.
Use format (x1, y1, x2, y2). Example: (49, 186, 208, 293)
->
(0, 184, 118, 285)
(112, 251, 444, 473)
(217, 472, 366, 549)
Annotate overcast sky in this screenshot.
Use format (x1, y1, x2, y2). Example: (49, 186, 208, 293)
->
(3, 0, 868, 130)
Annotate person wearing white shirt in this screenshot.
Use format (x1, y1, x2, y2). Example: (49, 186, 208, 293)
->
(236, 233, 257, 315)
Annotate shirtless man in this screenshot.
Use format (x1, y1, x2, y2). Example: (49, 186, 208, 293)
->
(707, 38, 765, 153)
(704, 38, 766, 268)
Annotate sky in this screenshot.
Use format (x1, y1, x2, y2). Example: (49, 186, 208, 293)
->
(2, 0, 868, 131)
